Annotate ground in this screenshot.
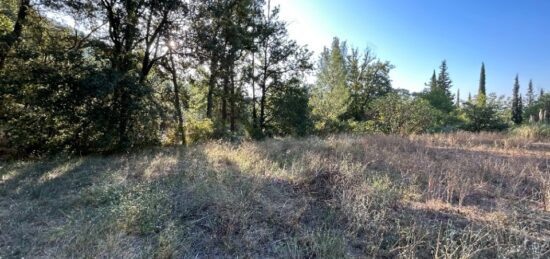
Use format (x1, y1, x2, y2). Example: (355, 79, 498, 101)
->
(1, 132, 549, 258)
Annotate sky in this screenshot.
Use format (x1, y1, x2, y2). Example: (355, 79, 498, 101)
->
(271, 0, 550, 98)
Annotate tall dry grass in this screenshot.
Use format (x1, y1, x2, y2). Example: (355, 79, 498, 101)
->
(1, 132, 549, 258)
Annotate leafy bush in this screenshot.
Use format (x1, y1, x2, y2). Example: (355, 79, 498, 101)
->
(185, 116, 214, 144)
(460, 102, 508, 132)
(369, 93, 439, 135)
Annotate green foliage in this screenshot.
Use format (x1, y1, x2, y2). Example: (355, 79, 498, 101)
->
(310, 38, 351, 133)
(436, 60, 453, 96)
(420, 60, 454, 114)
(419, 87, 455, 114)
(478, 62, 486, 107)
(268, 85, 312, 137)
(346, 48, 393, 120)
(310, 38, 393, 133)
(369, 93, 439, 135)
(524, 93, 550, 123)
(511, 75, 523, 125)
(460, 102, 508, 132)
(527, 79, 534, 105)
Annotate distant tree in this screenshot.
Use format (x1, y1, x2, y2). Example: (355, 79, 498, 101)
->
(309, 37, 350, 132)
(524, 93, 550, 123)
(437, 60, 453, 96)
(527, 79, 534, 105)
(511, 75, 523, 125)
(428, 70, 437, 91)
(370, 93, 438, 135)
(541, 89, 545, 99)
(346, 48, 393, 120)
(420, 60, 454, 113)
(461, 102, 508, 132)
(477, 62, 486, 106)
(468, 92, 472, 103)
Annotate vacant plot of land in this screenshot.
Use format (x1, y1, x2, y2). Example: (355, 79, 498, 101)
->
(1, 133, 549, 258)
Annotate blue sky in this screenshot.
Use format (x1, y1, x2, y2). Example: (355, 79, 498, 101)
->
(272, 0, 550, 98)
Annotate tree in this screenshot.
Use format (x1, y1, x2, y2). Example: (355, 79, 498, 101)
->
(428, 70, 437, 91)
(527, 79, 534, 105)
(346, 47, 393, 120)
(437, 60, 453, 96)
(0, 0, 30, 70)
(421, 60, 454, 113)
(370, 93, 439, 135)
(478, 62, 486, 106)
(511, 75, 523, 125)
(253, 4, 312, 136)
(268, 84, 312, 136)
(309, 37, 350, 132)
(461, 102, 507, 132)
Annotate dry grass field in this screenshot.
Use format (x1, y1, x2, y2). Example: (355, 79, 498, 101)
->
(1, 132, 549, 258)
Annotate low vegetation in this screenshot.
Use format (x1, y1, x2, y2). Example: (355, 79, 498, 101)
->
(2, 132, 548, 258)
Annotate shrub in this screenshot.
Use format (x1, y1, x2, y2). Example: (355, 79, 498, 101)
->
(369, 93, 439, 135)
(460, 102, 508, 132)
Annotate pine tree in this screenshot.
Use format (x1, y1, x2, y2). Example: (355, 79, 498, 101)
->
(429, 70, 437, 91)
(477, 62, 486, 106)
(437, 60, 453, 95)
(511, 75, 523, 125)
(468, 92, 472, 103)
(527, 79, 534, 105)
(309, 37, 350, 132)
(422, 60, 454, 113)
(541, 89, 545, 99)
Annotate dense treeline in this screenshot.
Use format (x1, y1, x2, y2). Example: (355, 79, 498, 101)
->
(1, 0, 549, 156)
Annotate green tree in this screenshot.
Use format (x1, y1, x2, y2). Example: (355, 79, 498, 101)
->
(437, 60, 453, 96)
(461, 102, 508, 132)
(370, 93, 439, 135)
(428, 70, 437, 91)
(420, 60, 454, 113)
(527, 79, 534, 105)
(309, 37, 350, 132)
(477, 62, 486, 106)
(346, 48, 393, 120)
(511, 75, 523, 125)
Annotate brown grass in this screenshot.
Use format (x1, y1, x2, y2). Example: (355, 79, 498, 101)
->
(1, 132, 549, 258)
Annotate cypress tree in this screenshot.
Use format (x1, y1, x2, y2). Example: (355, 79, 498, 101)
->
(526, 79, 534, 105)
(541, 89, 545, 99)
(511, 75, 523, 125)
(468, 92, 472, 103)
(477, 62, 486, 106)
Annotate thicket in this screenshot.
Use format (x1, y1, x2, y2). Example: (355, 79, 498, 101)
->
(0, 0, 548, 156)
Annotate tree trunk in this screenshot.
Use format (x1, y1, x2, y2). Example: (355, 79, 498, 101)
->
(230, 65, 236, 132)
(221, 69, 229, 130)
(251, 53, 257, 129)
(206, 57, 218, 118)
(0, 0, 30, 70)
(170, 51, 186, 145)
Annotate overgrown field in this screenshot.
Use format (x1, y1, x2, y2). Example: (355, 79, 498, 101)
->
(1, 133, 549, 258)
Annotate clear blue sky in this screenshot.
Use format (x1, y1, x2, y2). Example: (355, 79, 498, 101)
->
(273, 0, 550, 98)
